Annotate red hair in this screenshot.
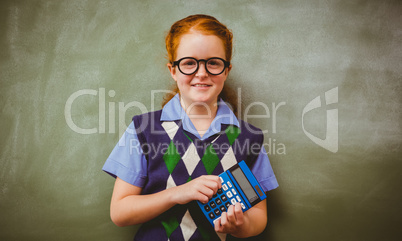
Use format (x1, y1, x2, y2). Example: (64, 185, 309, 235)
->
(165, 14, 233, 64)
(162, 14, 238, 116)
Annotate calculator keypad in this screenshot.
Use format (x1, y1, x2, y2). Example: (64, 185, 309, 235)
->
(210, 201, 216, 209)
(201, 177, 247, 225)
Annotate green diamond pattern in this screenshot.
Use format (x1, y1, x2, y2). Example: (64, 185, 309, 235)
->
(161, 216, 180, 238)
(225, 125, 241, 145)
(163, 140, 181, 174)
(201, 145, 220, 175)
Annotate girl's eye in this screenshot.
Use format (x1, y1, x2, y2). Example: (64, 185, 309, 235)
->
(207, 59, 223, 67)
(182, 60, 196, 66)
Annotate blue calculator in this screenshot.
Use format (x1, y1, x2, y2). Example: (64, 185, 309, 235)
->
(197, 160, 267, 227)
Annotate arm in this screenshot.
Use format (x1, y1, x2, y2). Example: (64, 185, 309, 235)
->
(110, 176, 222, 227)
(214, 199, 267, 238)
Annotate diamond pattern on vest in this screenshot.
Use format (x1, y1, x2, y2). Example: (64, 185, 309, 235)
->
(181, 142, 200, 176)
(162, 215, 180, 239)
(181, 210, 198, 241)
(162, 121, 180, 140)
(219, 146, 238, 172)
(161, 121, 241, 241)
(164, 141, 181, 174)
(201, 144, 221, 175)
(225, 125, 241, 145)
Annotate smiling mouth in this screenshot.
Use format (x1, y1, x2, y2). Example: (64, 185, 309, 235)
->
(192, 84, 212, 87)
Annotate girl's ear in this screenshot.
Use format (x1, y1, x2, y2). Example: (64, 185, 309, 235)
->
(167, 63, 177, 82)
(224, 64, 232, 81)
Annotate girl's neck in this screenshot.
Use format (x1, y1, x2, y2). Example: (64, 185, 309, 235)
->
(180, 97, 218, 137)
(181, 99, 218, 116)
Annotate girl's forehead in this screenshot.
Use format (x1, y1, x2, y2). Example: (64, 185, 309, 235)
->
(176, 33, 226, 58)
(179, 33, 222, 43)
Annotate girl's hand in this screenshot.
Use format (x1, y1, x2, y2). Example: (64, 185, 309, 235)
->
(171, 175, 221, 205)
(214, 202, 249, 235)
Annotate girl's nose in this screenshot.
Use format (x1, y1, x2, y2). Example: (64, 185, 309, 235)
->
(195, 62, 208, 77)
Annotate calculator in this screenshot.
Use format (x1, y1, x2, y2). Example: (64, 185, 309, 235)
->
(196, 160, 267, 227)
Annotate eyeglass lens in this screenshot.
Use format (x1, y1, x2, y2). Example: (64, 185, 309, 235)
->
(179, 58, 225, 75)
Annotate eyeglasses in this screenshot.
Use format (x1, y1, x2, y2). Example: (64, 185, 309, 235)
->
(172, 57, 230, 75)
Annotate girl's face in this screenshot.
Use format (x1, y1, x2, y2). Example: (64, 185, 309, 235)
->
(168, 33, 231, 108)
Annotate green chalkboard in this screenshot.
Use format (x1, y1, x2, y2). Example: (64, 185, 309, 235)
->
(1, 0, 401, 240)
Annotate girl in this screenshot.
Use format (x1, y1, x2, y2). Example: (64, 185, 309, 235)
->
(103, 14, 278, 241)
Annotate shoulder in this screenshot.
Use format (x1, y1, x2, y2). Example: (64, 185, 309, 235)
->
(132, 110, 163, 125)
(131, 110, 164, 138)
(236, 119, 264, 145)
(238, 119, 263, 135)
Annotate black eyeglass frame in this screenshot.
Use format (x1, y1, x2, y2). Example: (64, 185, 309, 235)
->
(172, 57, 231, 75)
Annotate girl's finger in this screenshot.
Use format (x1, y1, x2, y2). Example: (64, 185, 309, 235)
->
(226, 205, 236, 224)
(214, 217, 223, 232)
(234, 203, 244, 225)
(220, 212, 228, 227)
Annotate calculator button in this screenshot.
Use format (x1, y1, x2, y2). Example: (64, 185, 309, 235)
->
(213, 193, 217, 198)
(204, 205, 211, 212)
(214, 209, 221, 216)
(232, 188, 237, 195)
(219, 205, 226, 212)
(231, 198, 237, 205)
(220, 177, 224, 183)
(217, 189, 223, 194)
(208, 212, 215, 219)
(221, 195, 227, 202)
(226, 191, 233, 198)
(227, 181, 232, 188)
(236, 196, 241, 202)
(222, 184, 228, 191)
(210, 201, 216, 209)
(225, 202, 231, 208)
(216, 198, 222, 205)
(240, 203, 246, 210)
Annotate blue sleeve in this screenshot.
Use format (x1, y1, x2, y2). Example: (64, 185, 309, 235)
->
(251, 146, 279, 192)
(102, 121, 148, 187)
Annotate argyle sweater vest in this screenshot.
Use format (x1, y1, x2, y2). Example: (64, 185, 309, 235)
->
(132, 110, 263, 241)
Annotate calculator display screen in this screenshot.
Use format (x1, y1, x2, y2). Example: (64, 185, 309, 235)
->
(231, 167, 259, 203)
